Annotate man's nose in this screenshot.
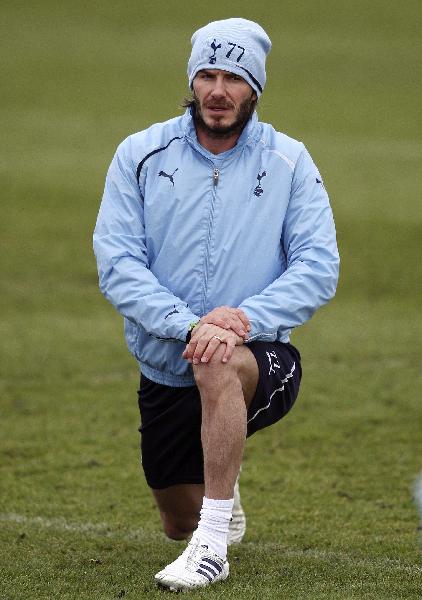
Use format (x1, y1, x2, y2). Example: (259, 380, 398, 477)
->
(210, 76, 226, 97)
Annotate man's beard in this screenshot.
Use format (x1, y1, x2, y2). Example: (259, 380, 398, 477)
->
(192, 92, 256, 139)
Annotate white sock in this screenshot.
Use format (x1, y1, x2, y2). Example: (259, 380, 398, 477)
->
(194, 496, 234, 560)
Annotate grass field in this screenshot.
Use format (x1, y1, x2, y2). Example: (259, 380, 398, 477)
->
(1, 1, 422, 598)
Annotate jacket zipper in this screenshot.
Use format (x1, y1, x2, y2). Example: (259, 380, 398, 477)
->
(201, 167, 220, 314)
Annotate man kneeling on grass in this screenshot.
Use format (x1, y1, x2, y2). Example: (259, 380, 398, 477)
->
(94, 17, 339, 591)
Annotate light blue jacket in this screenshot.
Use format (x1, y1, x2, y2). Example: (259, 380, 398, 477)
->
(94, 109, 339, 386)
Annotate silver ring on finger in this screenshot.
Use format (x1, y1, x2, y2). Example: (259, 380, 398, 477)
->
(213, 336, 224, 342)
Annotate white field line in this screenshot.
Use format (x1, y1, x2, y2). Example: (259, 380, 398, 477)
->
(0, 512, 160, 542)
(2, 512, 421, 576)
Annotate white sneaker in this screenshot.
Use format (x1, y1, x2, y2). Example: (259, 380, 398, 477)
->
(155, 536, 229, 591)
(227, 476, 246, 544)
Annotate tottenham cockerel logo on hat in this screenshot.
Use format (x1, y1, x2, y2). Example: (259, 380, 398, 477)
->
(209, 39, 222, 64)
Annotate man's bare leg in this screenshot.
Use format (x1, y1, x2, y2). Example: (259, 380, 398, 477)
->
(193, 345, 258, 500)
(151, 345, 258, 538)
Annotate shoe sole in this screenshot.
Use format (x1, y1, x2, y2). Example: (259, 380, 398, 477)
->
(155, 565, 229, 591)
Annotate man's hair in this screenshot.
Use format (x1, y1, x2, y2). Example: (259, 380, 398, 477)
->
(181, 94, 196, 111)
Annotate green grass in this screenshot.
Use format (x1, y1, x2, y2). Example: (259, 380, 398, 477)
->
(1, 1, 422, 598)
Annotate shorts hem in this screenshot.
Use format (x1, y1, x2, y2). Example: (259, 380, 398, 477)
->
(140, 363, 196, 387)
(147, 476, 205, 490)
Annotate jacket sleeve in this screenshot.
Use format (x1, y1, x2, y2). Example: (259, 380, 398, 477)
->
(93, 138, 199, 342)
(238, 145, 340, 341)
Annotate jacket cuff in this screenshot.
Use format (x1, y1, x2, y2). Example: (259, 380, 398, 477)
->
(243, 319, 278, 343)
(170, 314, 200, 343)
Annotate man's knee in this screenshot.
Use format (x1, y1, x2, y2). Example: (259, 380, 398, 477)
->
(153, 484, 203, 540)
(160, 512, 198, 540)
(193, 345, 258, 406)
(193, 345, 237, 390)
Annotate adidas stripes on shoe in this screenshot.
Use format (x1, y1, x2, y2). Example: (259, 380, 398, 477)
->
(155, 536, 229, 591)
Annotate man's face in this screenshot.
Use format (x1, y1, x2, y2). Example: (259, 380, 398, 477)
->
(192, 69, 257, 137)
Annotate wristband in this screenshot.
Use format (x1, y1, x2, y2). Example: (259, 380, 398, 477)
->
(185, 321, 199, 343)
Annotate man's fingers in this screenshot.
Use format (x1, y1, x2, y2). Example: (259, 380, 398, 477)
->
(202, 314, 247, 338)
(200, 315, 231, 329)
(222, 337, 236, 363)
(213, 317, 231, 329)
(184, 337, 200, 362)
(186, 324, 221, 362)
(192, 334, 215, 364)
(227, 317, 248, 338)
(223, 307, 250, 335)
(199, 336, 224, 363)
(234, 308, 251, 331)
(200, 307, 251, 336)
(182, 322, 243, 364)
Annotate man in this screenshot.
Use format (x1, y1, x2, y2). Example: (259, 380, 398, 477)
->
(93, 18, 339, 591)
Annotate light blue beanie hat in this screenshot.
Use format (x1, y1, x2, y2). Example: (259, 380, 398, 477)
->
(188, 18, 271, 97)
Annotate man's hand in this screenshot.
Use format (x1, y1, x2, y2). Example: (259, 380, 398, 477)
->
(199, 306, 251, 339)
(182, 323, 244, 364)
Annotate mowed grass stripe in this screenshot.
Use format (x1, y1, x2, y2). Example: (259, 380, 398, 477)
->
(2, 513, 421, 576)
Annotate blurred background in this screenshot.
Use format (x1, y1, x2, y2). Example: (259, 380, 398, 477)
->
(1, 1, 421, 597)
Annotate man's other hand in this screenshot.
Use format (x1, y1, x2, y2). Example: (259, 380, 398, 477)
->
(182, 323, 244, 364)
(199, 306, 250, 339)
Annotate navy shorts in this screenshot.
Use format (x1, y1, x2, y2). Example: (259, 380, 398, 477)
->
(137, 341, 301, 489)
